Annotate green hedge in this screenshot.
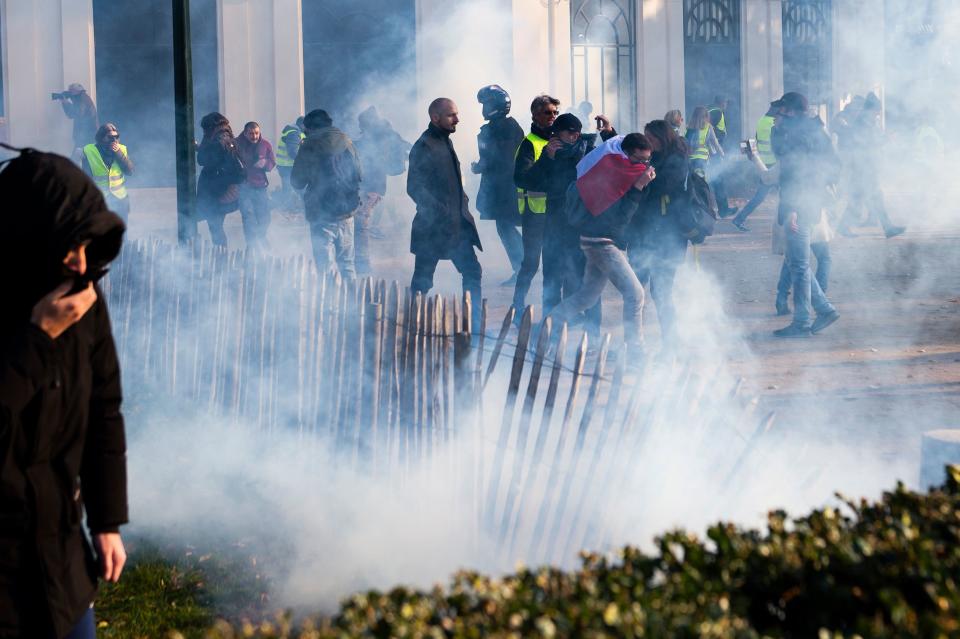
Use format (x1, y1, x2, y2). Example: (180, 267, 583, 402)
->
(104, 467, 960, 638)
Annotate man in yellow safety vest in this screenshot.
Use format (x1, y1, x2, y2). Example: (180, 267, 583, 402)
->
(81, 123, 134, 222)
(511, 94, 558, 317)
(274, 117, 305, 210)
(731, 102, 780, 231)
(708, 95, 738, 218)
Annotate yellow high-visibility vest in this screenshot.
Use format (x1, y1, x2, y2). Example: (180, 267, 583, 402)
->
(516, 132, 548, 214)
(83, 143, 128, 199)
(756, 115, 777, 167)
(690, 127, 710, 161)
(276, 126, 304, 167)
(708, 107, 726, 136)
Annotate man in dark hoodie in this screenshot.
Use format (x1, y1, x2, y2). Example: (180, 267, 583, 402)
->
(291, 109, 362, 279)
(353, 106, 411, 276)
(407, 98, 483, 329)
(0, 149, 128, 638)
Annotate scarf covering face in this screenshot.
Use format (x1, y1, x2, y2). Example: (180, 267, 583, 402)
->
(575, 136, 648, 216)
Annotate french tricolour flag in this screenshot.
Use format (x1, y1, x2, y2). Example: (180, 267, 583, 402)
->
(575, 135, 649, 216)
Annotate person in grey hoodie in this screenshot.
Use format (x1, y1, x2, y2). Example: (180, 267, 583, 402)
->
(291, 109, 362, 279)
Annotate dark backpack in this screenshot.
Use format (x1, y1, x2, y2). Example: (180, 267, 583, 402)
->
(307, 148, 361, 219)
(563, 181, 592, 228)
(674, 170, 718, 244)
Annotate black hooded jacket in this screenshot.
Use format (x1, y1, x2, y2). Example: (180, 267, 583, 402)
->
(0, 151, 127, 638)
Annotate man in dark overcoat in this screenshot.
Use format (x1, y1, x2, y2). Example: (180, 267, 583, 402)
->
(407, 98, 483, 328)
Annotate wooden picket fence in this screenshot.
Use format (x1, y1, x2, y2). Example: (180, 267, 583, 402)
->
(103, 239, 774, 565)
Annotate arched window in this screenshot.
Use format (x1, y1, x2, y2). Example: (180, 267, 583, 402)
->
(570, 0, 636, 130)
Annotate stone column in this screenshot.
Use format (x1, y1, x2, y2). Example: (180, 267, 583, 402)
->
(218, 0, 304, 145)
(636, 0, 686, 127)
(2, 0, 97, 154)
(741, 0, 784, 138)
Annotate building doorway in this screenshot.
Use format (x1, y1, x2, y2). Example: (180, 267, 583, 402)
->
(683, 0, 742, 146)
(570, 0, 637, 131)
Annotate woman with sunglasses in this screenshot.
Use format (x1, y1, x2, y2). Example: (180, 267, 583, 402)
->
(81, 123, 134, 223)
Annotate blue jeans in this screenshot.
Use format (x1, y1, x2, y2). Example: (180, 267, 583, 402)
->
(734, 181, 776, 225)
(776, 241, 831, 307)
(65, 607, 96, 639)
(784, 226, 835, 328)
(309, 217, 355, 279)
(239, 185, 271, 252)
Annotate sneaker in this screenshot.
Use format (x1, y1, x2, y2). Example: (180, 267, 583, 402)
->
(775, 301, 791, 316)
(500, 272, 518, 286)
(810, 310, 840, 334)
(719, 207, 739, 219)
(733, 220, 750, 232)
(884, 225, 906, 239)
(838, 227, 857, 238)
(773, 323, 811, 338)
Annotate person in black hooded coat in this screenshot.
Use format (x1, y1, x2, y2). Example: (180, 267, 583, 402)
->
(627, 120, 691, 348)
(0, 150, 128, 638)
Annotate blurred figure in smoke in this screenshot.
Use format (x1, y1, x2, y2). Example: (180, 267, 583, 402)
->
(731, 102, 781, 232)
(664, 109, 685, 136)
(235, 122, 277, 254)
(471, 85, 524, 286)
(770, 91, 841, 337)
(708, 95, 737, 219)
(512, 95, 560, 320)
(54, 83, 98, 159)
(81, 123, 134, 224)
(686, 106, 725, 206)
(549, 133, 656, 361)
(529, 111, 618, 337)
(196, 112, 244, 247)
(274, 118, 305, 211)
(574, 101, 593, 125)
(0, 149, 128, 638)
(628, 120, 692, 350)
(835, 93, 906, 239)
(407, 98, 482, 329)
(292, 109, 362, 279)
(353, 106, 412, 277)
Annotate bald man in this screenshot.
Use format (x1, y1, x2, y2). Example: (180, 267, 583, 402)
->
(406, 98, 483, 328)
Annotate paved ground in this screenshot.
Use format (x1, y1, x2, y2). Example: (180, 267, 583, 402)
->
(124, 183, 960, 495)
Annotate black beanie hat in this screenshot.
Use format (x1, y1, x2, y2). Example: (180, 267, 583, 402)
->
(552, 113, 583, 134)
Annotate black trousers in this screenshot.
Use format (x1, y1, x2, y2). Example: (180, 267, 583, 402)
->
(411, 237, 483, 329)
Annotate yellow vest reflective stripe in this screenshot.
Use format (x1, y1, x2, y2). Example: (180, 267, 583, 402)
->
(516, 133, 548, 214)
(709, 107, 726, 135)
(275, 126, 304, 167)
(756, 115, 777, 166)
(690, 127, 709, 161)
(83, 143, 128, 199)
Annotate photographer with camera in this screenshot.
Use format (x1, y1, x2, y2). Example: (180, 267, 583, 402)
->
(81, 123, 134, 223)
(53, 83, 99, 156)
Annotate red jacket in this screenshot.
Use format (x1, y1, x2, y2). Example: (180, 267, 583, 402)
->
(235, 135, 277, 188)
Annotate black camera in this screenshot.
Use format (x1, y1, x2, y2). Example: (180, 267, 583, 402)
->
(51, 91, 71, 101)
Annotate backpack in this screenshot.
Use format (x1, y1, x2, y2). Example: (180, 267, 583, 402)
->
(563, 181, 592, 228)
(307, 148, 361, 219)
(674, 169, 718, 244)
